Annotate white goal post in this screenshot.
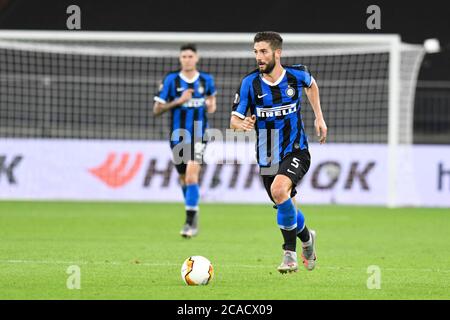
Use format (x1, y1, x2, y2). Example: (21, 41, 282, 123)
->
(0, 31, 425, 207)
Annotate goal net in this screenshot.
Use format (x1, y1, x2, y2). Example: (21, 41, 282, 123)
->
(0, 31, 425, 206)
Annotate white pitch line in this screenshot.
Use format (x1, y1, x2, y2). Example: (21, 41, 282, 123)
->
(0, 259, 179, 267)
(1, 259, 450, 274)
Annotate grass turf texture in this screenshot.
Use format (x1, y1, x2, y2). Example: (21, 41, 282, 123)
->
(0, 201, 449, 300)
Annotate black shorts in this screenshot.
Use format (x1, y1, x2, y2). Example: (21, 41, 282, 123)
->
(171, 141, 207, 175)
(261, 148, 311, 204)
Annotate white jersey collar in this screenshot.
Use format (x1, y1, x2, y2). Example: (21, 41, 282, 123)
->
(260, 68, 286, 86)
(179, 71, 200, 84)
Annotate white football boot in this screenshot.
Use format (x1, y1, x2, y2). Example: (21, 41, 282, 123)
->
(301, 230, 317, 271)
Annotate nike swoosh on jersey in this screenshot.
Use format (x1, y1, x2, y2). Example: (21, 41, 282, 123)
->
(258, 94, 268, 98)
(176, 87, 184, 92)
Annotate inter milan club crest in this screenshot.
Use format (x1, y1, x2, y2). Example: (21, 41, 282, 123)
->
(198, 85, 205, 94)
(286, 85, 296, 98)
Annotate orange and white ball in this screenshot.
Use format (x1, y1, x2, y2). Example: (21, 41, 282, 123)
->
(181, 256, 214, 285)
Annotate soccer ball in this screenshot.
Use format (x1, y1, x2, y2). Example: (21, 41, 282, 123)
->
(181, 256, 214, 285)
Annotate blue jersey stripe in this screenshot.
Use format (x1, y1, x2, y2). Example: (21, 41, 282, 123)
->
(265, 120, 275, 165)
(300, 117, 308, 149)
(285, 115, 298, 155)
(174, 76, 182, 98)
(257, 120, 268, 167)
(274, 119, 284, 164)
(171, 108, 181, 146)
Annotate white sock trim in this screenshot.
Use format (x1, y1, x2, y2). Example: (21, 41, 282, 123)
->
(296, 223, 306, 235)
(278, 223, 297, 231)
(301, 232, 313, 247)
(283, 250, 298, 258)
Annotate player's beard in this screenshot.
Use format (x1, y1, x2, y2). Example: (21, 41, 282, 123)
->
(259, 54, 276, 74)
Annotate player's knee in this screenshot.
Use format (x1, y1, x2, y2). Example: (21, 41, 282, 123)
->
(270, 183, 289, 204)
(185, 173, 198, 185)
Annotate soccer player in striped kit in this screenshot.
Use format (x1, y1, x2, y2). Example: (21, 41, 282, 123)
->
(153, 43, 217, 238)
(230, 32, 327, 273)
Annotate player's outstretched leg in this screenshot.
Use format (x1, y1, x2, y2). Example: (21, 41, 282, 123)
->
(271, 176, 299, 273)
(180, 183, 199, 238)
(178, 175, 187, 200)
(180, 161, 200, 238)
(296, 207, 317, 270)
(276, 198, 298, 273)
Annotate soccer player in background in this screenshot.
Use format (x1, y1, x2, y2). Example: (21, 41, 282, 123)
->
(230, 32, 327, 273)
(153, 43, 217, 238)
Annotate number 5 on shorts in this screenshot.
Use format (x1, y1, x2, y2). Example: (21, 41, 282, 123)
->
(287, 157, 300, 175)
(291, 157, 300, 168)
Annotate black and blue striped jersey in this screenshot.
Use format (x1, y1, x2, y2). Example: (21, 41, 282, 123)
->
(231, 65, 313, 167)
(154, 71, 216, 148)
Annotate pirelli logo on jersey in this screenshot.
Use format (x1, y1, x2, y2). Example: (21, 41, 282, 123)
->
(256, 103, 297, 118)
(183, 98, 206, 108)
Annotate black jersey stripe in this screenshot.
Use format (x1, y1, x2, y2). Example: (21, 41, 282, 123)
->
(174, 76, 182, 98)
(298, 113, 308, 149)
(247, 87, 255, 116)
(269, 85, 282, 105)
(170, 111, 174, 148)
(203, 107, 208, 140)
(296, 109, 302, 146)
(286, 71, 299, 101)
(252, 76, 264, 106)
(255, 125, 260, 165)
(179, 108, 187, 142)
(282, 118, 291, 157)
(302, 120, 309, 149)
(266, 120, 274, 163)
(199, 76, 207, 95)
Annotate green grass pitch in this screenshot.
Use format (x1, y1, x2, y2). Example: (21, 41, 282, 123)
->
(0, 201, 449, 300)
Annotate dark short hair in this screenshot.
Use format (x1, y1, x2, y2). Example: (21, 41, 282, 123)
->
(180, 43, 197, 53)
(254, 31, 283, 50)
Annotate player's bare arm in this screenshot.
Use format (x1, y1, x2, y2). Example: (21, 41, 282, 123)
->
(153, 89, 194, 116)
(230, 114, 256, 131)
(205, 95, 217, 113)
(305, 78, 327, 144)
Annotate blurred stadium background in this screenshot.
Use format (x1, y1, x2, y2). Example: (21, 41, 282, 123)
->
(0, 0, 449, 145)
(0, 0, 449, 300)
(0, 0, 449, 206)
